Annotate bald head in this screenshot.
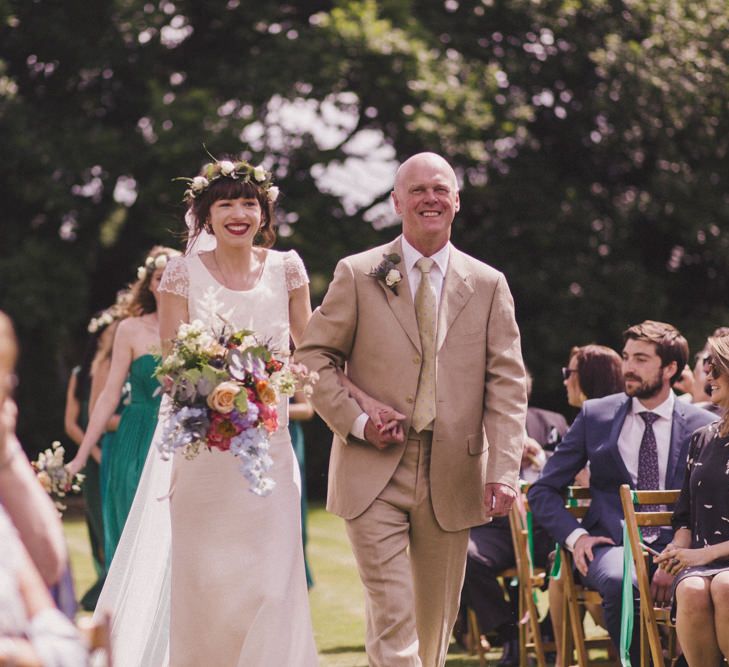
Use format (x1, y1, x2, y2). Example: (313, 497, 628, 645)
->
(394, 153, 458, 193)
(391, 152, 460, 256)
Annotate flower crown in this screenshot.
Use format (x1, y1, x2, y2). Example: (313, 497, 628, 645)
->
(87, 301, 126, 334)
(137, 253, 172, 280)
(87, 310, 116, 334)
(178, 159, 280, 204)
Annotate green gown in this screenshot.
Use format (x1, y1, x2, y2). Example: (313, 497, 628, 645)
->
(103, 354, 161, 568)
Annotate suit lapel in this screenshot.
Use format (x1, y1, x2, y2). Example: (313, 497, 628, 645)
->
(374, 238, 422, 354)
(436, 248, 474, 352)
(606, 397, 633, 485)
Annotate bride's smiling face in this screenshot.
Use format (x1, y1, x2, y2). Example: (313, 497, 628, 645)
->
(208, 197, 262, 245)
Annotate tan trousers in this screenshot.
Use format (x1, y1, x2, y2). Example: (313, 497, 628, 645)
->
(345, 431, 470, 667)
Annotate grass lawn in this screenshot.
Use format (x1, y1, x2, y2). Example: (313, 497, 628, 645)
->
(64, 503, 496, 666)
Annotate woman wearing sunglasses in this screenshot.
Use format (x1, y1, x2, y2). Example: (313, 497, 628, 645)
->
(562, 344, 624, 409)
(655, 334, 729, 666)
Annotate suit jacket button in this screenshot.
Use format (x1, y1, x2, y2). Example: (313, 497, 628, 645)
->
(413, 356, 420, 364)
(406, 396, 414, 403)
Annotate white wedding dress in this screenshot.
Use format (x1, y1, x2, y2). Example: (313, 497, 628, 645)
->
(95, 248, 318, 667)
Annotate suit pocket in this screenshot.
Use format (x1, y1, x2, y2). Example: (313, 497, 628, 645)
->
(467, 432, 487, 455)
(449, 330, 484, 347)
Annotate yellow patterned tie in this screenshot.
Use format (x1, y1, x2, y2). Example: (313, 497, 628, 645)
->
(412, 257, 437, 432)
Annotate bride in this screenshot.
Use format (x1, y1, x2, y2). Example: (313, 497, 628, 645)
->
(96, 158, 318, 666)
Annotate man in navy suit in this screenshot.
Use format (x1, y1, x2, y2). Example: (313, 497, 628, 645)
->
(528, 321, 715, 662)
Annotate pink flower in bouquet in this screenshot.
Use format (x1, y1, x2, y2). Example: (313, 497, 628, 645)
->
(207, 412, 241, 451)
(259, 403, 278, 433)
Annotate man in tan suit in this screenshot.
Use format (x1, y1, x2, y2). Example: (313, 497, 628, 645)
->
(296, 152, 527, 666)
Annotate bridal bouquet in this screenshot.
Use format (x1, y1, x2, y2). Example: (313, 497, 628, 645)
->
(155, 317, 316, 496)
(32, 441, 85, 512)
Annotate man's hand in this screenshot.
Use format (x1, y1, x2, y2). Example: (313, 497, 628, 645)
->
(573, 534, 615, 577)
(650, 566, 675, 606)
(363, 416, 405, 450)
(484, 483, 517, 517)
(521, 437, 545, 470)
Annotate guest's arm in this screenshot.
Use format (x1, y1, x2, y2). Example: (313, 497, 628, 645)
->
(63, 371, 84, 447)
(89, 357, 121, 433)
(528, 407, 591, 545)
(0, 400, 67, 586)
(0, 532, 86, 667)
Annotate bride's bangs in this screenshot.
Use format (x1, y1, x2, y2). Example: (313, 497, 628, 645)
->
(210, 177, 261, 202)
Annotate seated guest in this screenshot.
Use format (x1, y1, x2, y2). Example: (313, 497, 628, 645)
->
(458, 371, 567, 666)
(0, 312, 66, 587)
(528, 321, 715, 664)
(548, 342, 625, 663)
(0, 507, 88, 667)
(0, 311, 87, 666)
(563, 344, 624, 411)
(655, 333, 729, 666)
(676, 326, 729, 412)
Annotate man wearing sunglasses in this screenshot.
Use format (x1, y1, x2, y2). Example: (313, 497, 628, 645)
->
(528, 320, 715, 665)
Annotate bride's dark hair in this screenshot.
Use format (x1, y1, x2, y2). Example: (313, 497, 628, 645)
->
(186, 169, 277, 251)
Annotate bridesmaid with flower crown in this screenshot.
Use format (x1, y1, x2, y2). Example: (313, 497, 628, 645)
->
(68, 246, 179, 566)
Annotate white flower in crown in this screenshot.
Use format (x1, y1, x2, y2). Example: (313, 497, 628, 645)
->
(253, 165, 267, 182)
(267, 186, 280, 203)
(137, 266, 147, 280)
(154, 254, 168, 269)
(219, 160, 235, 177)
(191, 176, 209, 193)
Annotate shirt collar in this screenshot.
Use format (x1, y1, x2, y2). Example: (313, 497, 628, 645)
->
(400, 235, 450, 277)
(631, 391, 675, 421)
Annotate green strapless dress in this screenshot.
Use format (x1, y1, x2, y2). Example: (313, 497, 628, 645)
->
(103, 354, 161, 567)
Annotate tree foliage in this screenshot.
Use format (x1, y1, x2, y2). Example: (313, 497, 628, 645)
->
(1, 0, 728, 475)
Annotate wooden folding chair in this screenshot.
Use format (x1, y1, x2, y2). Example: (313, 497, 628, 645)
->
(509, 484, 556, 667)
(465, 606, 489, 667)
(619, 484, 680, 667)
(77, 612, 113, 667)
(558, 486, 619, 667)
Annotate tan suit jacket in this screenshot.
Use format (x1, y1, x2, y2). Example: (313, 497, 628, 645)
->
(296, 237, 527, 531)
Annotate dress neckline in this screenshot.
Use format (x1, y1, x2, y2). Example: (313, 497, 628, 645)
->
(131, 353, 157, 365)
(194, 249, 270, 293)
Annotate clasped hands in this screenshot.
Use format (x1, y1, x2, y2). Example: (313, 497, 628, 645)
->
(654, 543, 714, 576)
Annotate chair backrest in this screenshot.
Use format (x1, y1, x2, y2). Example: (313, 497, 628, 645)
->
(619, 484, 680, 667)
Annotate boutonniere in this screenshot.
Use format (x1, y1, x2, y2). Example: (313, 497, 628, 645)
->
(369, 253, 402, 295)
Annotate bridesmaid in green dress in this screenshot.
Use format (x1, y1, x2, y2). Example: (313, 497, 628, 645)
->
(68, 246, 179, 566)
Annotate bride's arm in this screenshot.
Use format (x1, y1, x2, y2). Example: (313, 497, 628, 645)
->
(337, 371, 405, 435)
(288, 283, 312, 347)
(158, 291, 189, 357)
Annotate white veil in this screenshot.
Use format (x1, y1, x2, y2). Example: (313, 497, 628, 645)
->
(93, 209, 215, 667)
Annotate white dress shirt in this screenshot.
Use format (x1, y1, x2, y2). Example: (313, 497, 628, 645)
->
(350, 237, 451, 439)
(565, 392, 676, 550)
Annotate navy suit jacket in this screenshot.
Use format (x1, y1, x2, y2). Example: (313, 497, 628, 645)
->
(528, 392, 716, 546)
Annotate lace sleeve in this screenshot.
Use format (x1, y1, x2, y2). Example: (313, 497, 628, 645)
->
(283, 250, 309, 291)
(158, 256, 189, 298)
